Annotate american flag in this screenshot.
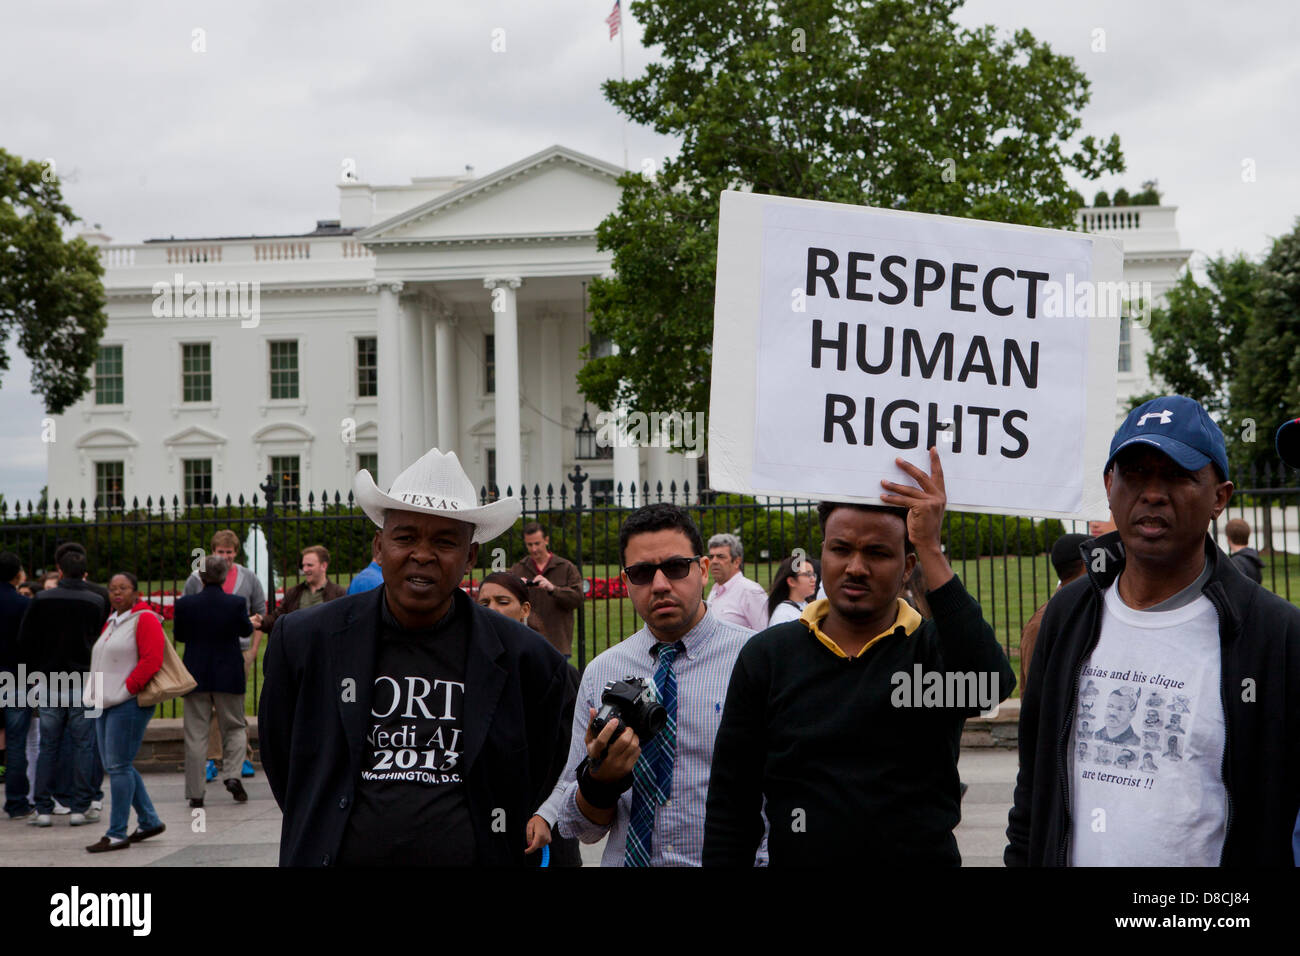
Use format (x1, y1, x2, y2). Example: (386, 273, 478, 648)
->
(605, 0, 621, 39)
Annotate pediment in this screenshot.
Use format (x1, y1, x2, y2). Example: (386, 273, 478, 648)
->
(252, 421, 314, 443)
(163, 425, 227, 446)
(359, 145, 623, 245)
(77, 427, 138, 449)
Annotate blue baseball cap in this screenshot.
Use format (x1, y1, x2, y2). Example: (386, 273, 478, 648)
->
(1105, 396, 1229, 481)
(1278, 417, 1300, 469)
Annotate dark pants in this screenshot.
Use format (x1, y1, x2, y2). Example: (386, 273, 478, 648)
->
(549, 832, 582, 867)
(3, 706, 36, 816)
(35, 706, 96, 814)
(53, 731, 104, 805)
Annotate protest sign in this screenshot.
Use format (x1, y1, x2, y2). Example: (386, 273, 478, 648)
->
(708, 190, 1125, 518)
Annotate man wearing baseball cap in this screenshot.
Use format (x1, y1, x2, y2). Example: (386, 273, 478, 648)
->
(259, 447, 576, 866)
(1007, 395, 1300, 866)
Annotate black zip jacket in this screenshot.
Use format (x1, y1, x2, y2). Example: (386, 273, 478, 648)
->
(1229, 547, 1264, 585)
(15, 579, 109, 675)
(1005, 532, 1300, 866)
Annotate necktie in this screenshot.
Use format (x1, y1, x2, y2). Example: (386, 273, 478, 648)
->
(624, 641, 680, 867)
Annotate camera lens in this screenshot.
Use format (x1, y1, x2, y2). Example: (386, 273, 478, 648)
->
(644, 701, 667, 738)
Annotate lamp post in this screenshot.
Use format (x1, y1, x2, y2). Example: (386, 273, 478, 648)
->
(569, 464, 588, 671)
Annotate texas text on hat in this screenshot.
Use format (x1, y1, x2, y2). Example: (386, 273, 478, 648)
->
(1105, 395, 1229, 481)
(353, 447, 521, 543)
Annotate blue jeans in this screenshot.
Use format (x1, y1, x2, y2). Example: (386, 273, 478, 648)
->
(3, 706, 36, 816)
(34, 706, 96, 814)
(54, 733, 105, 805)
(93, 700, 161, 840)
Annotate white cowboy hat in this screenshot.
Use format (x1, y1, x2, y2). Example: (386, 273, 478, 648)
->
(353, 447, 521, 543)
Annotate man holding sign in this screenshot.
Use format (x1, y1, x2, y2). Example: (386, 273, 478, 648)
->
(702, 447, 1014, 866)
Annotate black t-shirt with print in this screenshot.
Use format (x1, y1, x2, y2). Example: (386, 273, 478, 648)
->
(336, 589, 475, 866)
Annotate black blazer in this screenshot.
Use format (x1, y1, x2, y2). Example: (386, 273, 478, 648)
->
(174, 584, 253, 695)
(258, 586, 576, 867)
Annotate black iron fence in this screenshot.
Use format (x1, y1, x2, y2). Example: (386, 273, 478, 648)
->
(3, 465, 1297, 711)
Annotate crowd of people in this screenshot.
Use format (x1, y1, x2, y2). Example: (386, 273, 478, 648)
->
(3, 393, 1300, 866)
(0, 532, 344, 851)
(256, 396, 1300, 867)
(1, 544, 168, 850)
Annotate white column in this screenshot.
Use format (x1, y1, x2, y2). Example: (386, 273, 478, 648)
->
(399, 295, 424, 465)
(420, 308, 438, 451)
(484, 277, 522, 496)
(434, 311, 460, 452)
(646, 445, 674, 501)
(609, 342, 640, 503)
(537, 311, 564, 491)
(613, 410, 640, 505)
(369, 279, 404, 487)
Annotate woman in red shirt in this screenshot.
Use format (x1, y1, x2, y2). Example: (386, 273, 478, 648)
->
(84, 572, 166, 853)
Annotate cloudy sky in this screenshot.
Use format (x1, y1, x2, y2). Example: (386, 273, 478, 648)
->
(2, 0, 1296, 503)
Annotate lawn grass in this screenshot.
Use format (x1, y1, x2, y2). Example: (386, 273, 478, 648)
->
(567, 552, 1300, 699)
(147, 551, 1300, 715)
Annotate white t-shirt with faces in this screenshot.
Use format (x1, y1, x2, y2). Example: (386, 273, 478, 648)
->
(1069, 583, 1226, 866)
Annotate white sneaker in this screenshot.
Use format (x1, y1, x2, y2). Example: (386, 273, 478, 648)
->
(91, 800, 103, 812)
(29, 814, 52, 827)
(52, 801, 71, 815)
(69, 810, 99, 826)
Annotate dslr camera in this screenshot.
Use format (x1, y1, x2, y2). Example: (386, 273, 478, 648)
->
(590, 676, 667, 743)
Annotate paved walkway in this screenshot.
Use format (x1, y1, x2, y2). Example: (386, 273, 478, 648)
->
(0, 773, 281, 867)
(953, 748, 1018, 866)
(0, 749, 1018, 867)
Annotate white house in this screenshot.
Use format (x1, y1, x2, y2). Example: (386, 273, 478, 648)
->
(1073, 204, 1193, 413)
(57, 145, 691, 512)
(51, 148, 1191, 512)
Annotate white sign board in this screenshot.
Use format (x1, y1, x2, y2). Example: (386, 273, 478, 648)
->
(709, 191, 1124, 518)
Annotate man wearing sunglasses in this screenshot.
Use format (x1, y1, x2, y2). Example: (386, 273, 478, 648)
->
(703, 447, 1014, 866)
(550, 503, 764, 865)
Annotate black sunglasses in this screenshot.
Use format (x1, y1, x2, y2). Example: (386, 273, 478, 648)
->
(623, 556, 702, 586)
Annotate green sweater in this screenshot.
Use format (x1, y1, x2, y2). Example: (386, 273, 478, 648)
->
(702, 574, 1015, 866)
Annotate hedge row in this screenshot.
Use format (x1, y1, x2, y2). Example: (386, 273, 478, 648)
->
(942, 512, 1067, 560)
(0, 499, 1066, 582)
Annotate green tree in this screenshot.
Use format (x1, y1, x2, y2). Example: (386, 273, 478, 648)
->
(1092, 190, 1111, 207)
(0, 149, 107, 413)
(1112, 187, 1131, 205)
(1230, 220, 1300, 482)
(1130, 179, 1161, 205)
(579, 0, 1124, 416)
(1129, 254, 1258, 421)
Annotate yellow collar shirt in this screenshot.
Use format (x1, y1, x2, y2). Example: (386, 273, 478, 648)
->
(799, 597, 922, 659)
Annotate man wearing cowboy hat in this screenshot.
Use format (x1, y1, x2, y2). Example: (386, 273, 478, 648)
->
(259, 448, 577, 866)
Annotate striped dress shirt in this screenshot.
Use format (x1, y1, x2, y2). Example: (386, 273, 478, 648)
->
(552, 608, 766, 865)
(707, 573, 770, 632)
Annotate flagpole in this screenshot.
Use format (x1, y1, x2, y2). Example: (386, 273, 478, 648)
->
(619, 6, 628, 170)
